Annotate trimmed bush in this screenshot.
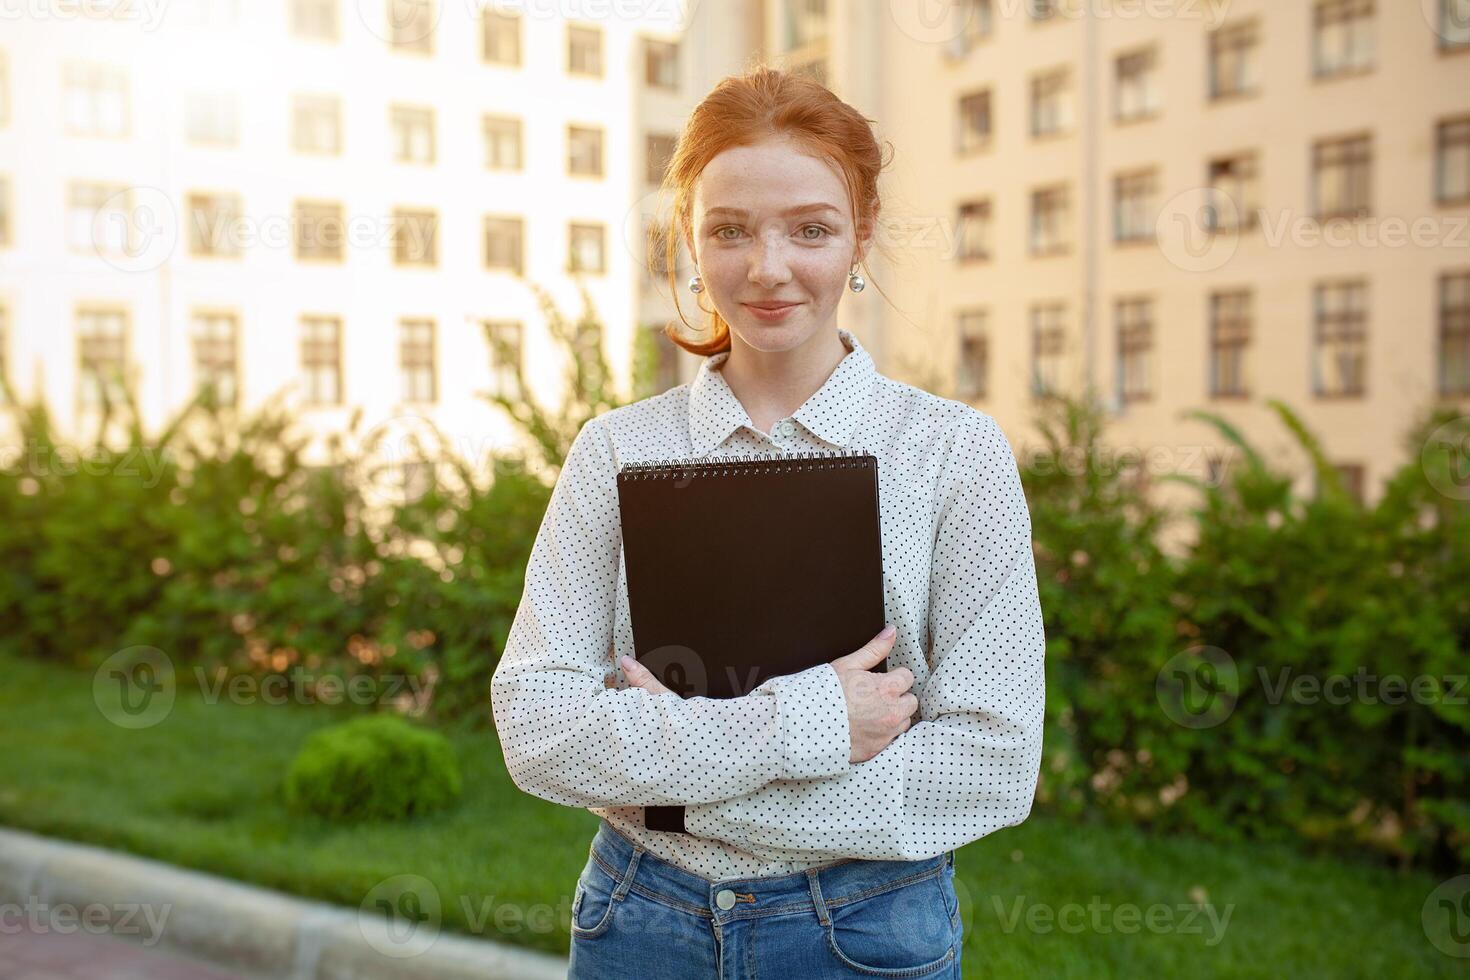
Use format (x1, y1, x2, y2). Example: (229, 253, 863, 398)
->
(283, 714, 462, 822)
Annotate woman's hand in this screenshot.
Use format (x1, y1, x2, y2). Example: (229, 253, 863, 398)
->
(622, 626, 916, 765)
(830, 625, 916, 763)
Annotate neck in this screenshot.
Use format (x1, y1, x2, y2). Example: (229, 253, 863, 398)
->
(719, 328, 850, 434)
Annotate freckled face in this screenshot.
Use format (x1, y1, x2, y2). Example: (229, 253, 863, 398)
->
(686, 135, 862, 353)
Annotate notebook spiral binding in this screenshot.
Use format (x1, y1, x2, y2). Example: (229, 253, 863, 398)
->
(619, 448, 874, 481)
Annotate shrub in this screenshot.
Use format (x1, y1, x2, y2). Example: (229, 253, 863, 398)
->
(282, 714, 462, 822)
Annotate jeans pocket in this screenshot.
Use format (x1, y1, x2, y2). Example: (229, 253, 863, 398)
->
(570, 858, 619, 940)
(822, 868, 957, 977)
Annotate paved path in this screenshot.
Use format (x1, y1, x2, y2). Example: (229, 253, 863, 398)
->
(0, 925, 250, 980)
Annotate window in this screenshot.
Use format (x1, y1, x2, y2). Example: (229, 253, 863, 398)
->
(1113, 169, 1158, 243)
(1441, 0, 1470, 51)
(483, 115, 522, 170)
(1209, 289, 1252, 398)
(1114, 47, 1159, 122)
(76, 307, 129, 409)
(1031, 304, 1066, 399)
(645, 38, 678, 90)
(184, 91, 239, 147)
(1030, 185, 1070, 254)
(399, 319, 436, 403)
(568, 24, 602, 76)
(389, 0, 434, 54)
(1313, 134, 1372, 219)
(956, 90, 991, 153)
(646, 133, 676, 186)
(484, 216, 523, 274)
(393, 209, 437, 266)
(785, 0, 828, 49)
(1206, 153, 1260, 231)
(1313, 281, 1368, 397)
(1314, 0, 1374, 77)
(956, 309, 988, 400)
(63, 64, 128, 138)
(290, 0, 338, 39)
(957, 200, 992, 262)
(966, 0, 993, 41)
(294, 200, 345, 262)
(1440, 271, 1470, 395)
(187, 192, 243, 258)
(569, 222, 605, 274)
(67, 182, 132, 255)
(1028, 0, 1061, 21)
(301, 316, 342, 406)
(1328, 463, 1366, 503)
(1437, 117, 1470, 205)
(1030, 68, 1071, 138)
(568, 125, 603, 177)
(0, 176, 9, 247)
(482, 7, 521, 64)
(1116, 299, 1153, 404)
(292, 94, 341, 154)
(1209, 19, 1260, 99)
(483, 319, 523, 399)
(390, 106, 435, 164)
(191, 311, 239, 407)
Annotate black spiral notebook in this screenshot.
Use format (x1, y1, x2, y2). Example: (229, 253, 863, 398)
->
(615, 449, 887, 834)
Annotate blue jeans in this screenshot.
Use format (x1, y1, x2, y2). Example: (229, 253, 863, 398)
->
(568, 818, 963, 978)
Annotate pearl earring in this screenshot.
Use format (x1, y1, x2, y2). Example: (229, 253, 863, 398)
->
(687, 274, 703, 294)
(848, 267, 866, 293)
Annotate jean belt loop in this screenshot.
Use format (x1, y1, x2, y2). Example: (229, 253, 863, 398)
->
(805, 869, 831, 927)
(614, 846, 644, 901)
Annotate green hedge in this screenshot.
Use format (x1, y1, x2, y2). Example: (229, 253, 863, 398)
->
(1, 380, 1466, 872)
(1025, 396, 1469, 873)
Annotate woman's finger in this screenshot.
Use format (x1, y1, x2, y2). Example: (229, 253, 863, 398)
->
(620, 655, 673, 695)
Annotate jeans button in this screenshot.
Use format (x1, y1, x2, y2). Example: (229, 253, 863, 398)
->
(715, 889, 736, 910)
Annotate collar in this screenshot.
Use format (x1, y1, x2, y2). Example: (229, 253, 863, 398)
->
(687, 327, 878, 455)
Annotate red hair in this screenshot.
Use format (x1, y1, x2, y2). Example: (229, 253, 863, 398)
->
(655, 61, 894, 357)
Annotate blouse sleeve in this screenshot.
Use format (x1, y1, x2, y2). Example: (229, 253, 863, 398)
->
(681, 411, 1046, 861)
(491, 417, 853, 810)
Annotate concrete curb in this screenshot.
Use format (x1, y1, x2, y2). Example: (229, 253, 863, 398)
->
(0, 826, 568, 980)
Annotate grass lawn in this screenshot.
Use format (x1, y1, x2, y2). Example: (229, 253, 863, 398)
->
(0, 648, 1457, 978)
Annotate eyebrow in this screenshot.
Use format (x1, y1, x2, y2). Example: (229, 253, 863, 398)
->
(704, 204, 842, 219)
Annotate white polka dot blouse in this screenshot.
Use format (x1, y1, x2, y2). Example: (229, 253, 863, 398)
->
(490, 327, 1046, 881)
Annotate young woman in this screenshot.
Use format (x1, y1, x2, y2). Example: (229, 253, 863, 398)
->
(490, 64, 1045, 979)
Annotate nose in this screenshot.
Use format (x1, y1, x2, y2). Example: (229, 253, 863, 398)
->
(747, 228, 792, 288)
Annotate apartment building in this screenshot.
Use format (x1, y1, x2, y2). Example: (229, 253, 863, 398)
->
(761, 0, 1470, 510)
(3, 0, 1467, 511)
(0, 0, 758, 462)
